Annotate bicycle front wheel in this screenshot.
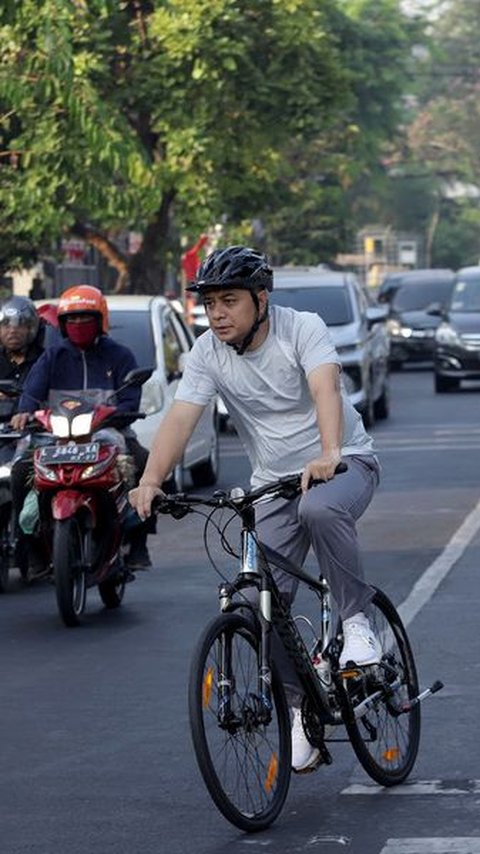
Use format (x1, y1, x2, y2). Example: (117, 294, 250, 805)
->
(189, 612, 291, 832)
(342, 588, 421, 786)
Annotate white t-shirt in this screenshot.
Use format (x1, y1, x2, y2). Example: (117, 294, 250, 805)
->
(175, 304, 374, 486)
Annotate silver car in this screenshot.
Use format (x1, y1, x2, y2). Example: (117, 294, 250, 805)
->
(269, 268, 390, 427)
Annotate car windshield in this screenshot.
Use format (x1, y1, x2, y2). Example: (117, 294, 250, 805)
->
(41, 309, 156, 367)
(270, 286, 353, 325)
(450, 277, 480, 312)
(392, 280, 453, 311)
(108, 310, 155, 366)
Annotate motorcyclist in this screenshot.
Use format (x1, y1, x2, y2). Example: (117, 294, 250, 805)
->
(11, 284, 153, 572)
(0, 296, 45, 575)
(0, 295, 43, 398)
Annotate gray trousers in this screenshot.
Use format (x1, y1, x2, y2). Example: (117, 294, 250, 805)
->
(252, 454, 380, 702)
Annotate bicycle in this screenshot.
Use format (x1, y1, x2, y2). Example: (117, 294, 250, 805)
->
(153, 470, 443, 832)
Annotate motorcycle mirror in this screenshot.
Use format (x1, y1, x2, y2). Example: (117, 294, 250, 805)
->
(0, 380, 22, 398)
(105, 367, 155, 404)
(121, 367, 154, 388)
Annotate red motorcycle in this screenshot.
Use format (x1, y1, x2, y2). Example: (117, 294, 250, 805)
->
(30, 368, 151, 626)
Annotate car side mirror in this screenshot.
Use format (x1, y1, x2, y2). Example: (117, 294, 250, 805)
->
(425, 302, 445, 317)
(366, 305, 388, 326)
(0, 379, 22, 398)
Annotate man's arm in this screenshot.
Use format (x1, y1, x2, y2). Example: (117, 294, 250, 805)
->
(301, 363, 344, 492)
(129, 399, 206, 518)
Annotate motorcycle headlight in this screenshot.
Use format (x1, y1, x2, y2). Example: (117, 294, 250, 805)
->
(79, 458, 112, 480)
(0, 464, 11, 478)
(435, 322, 461, 346)
(71, 413, 94, 437)
(34, 461, 59, 482)
(49, 415, 70, 438)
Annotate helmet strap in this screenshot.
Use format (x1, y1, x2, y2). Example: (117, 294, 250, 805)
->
(230, 292, 269, 356)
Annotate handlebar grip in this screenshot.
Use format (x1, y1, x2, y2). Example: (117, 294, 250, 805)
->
(152, 494, 191, 519)
(309, 460, 348, 487)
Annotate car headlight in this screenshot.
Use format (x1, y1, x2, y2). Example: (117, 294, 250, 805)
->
(435, 322, 461, 346)
(140, 377, 164, 416)
(387, 318, 412, 338)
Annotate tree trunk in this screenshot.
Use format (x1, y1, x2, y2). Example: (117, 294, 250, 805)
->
(72, 222, 130, 293)
(72, 188, 177, 295)
(425, 199, 440, 267)
(128, 190, 176, 294)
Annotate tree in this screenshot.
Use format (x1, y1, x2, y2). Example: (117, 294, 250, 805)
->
(256, 0, 419, 263)
(0, 0, 349, 290)
(392, 0, 480, 266)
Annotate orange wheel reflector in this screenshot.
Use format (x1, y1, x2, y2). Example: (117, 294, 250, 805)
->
(264, 753, 278, 793)
(341, 669, 361, 679)
(202, 667, 214, 709)
(383, 747, 401, 762)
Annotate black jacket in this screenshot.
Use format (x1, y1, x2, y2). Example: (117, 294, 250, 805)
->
(0, 341, 43, 418)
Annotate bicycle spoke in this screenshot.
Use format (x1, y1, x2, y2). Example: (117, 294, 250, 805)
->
(343, 589, 421, 786)
(189, 613, 291, 831)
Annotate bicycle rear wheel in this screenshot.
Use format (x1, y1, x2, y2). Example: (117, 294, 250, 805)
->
(189, 612, 291, 832)
(342, 588, 421, 786)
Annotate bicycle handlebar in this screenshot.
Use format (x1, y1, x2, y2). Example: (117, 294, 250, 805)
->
(152, 461, 348, 519)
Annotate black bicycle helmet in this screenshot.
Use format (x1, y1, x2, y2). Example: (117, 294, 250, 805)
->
(187, 246, 273, 355)
(0, 295, 40, 345)
(187, 245, 273, 293)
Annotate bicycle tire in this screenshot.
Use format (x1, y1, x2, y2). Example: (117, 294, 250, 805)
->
(189, 612, 291, 832)
(342, 588, 421, 786)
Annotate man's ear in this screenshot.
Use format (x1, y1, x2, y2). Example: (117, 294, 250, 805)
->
(257, 288, 269, 310)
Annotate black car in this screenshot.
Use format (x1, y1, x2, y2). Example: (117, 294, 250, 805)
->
(384, 269, 455, 368)
(434, 265, 480, 392)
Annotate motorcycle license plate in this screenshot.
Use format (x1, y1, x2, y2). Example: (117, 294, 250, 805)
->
(39, 442, 100, 464)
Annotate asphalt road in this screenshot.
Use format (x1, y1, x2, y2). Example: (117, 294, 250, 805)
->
(2, 367, 480, 854)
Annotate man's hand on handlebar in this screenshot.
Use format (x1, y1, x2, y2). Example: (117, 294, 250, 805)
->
(300, 451, 343, 493)
(10, 412, 32, 431)
(128, 482, 163, 521)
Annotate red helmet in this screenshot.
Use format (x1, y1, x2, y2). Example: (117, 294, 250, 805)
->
(57, 285, 109, 334)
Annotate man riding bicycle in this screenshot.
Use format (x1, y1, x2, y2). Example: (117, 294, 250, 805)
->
(129, 245, 381, 773)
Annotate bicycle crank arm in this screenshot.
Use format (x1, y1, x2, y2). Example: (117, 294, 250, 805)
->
(400, 679, 444, 713)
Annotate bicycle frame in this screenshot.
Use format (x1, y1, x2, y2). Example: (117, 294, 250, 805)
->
(216, 503, 342, 737)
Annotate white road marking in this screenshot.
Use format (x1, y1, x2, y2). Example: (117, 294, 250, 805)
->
(397, 497, 480, 629)
(343, 781, 480, 796)
(380, 840, 480, 853)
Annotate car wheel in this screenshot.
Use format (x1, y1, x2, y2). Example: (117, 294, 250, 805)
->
(373, 381, 390, 420)
(434, 373, 459, 393)
(190, 429, 219, 488)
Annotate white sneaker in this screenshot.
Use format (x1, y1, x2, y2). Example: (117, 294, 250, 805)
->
(291, 706, 321, 773)
(339, 612, 380, 669)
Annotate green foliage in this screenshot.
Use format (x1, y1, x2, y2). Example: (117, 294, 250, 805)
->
(0, 0, 418, 281)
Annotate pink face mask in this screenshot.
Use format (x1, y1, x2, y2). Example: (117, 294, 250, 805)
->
(65, 318, 99, 349)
